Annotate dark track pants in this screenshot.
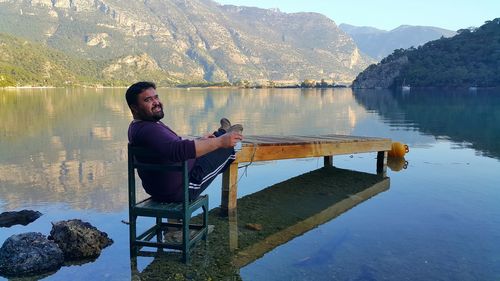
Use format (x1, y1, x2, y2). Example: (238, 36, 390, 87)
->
(188, 131, 236, 200)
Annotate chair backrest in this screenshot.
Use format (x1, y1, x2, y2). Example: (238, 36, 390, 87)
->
(127, 143, 189, 210)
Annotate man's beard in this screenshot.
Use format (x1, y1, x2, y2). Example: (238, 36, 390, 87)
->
(151, 106, 164, 121)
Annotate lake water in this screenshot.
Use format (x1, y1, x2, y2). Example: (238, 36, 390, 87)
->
(1, 87, 499, 280)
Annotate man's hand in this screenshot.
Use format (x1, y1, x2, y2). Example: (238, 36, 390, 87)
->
(194, 131, 243, 157)
(219, 131, 243, 148)
(198, 133, 215, 140)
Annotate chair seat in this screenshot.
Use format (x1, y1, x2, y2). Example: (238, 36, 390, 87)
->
(134, 195, 208, 216)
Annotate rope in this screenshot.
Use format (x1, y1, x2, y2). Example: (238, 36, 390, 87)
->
(229, 141, 258, 187)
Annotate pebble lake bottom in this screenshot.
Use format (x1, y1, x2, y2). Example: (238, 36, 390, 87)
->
(0, 87, 499, 280)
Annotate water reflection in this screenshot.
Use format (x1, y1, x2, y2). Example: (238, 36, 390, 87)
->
(0, 88, 371, 211)
(2, 87, 498, 212)
(1, 87, 499, 280)
(0, 88, 130, 211)
(352, 88, 500, 160)
(387, 156, 408, 172)
(130, 167, 389, 280)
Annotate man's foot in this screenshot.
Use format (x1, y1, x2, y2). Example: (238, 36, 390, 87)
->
(227, 124, 243, 134)
(219, 118, 231, 132)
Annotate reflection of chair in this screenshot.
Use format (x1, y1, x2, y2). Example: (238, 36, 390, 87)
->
(127, 144, 209, 263)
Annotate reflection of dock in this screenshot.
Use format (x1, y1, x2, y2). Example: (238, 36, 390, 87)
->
(133, 167, 389, 280)
(231, 168, 389, 268)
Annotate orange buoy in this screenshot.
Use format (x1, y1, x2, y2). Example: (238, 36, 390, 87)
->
(388, 142, 409, 158)
(387, 156, 408, 172)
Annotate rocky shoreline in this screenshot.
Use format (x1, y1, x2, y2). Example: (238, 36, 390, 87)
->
(0, 214, 112, 278)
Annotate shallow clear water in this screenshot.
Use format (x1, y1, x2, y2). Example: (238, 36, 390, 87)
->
(0, 87, 499, 280)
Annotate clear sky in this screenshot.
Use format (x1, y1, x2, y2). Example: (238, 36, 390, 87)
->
(214, 0, 499, 31)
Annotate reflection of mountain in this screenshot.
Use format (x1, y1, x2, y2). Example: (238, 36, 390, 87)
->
(0, 88, 372, 211)
(0, 88, 132, 211)
(134, 167, 389, 280)
(171, 88, 368, 136)
(352, 88, 500, 159)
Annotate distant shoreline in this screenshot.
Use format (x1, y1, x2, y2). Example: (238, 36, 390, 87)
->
(352, 86, 500, 90)
(1, 86, 129, 89)
(3, 85, 498, 90)
(1, 85, 350, 89)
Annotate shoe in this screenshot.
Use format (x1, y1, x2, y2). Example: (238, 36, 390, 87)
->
(163, 229, 193, 244)
(163, 225, 215, 244)
(219, 118, 231, 132)
(227, 124, 243, 134)
(207, 224, 215, 234)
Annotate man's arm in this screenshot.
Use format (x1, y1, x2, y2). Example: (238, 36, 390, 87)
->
(194, 131, 242, 157)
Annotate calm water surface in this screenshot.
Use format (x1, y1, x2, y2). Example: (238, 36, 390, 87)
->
(0, 88, 499, 280)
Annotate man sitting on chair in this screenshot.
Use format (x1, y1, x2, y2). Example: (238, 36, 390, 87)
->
(125, 81, 243, 202)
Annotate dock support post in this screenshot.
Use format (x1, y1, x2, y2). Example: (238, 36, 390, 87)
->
(228, 209, 238, 250)
(376, 151, 387, 176)
(324, 155, 333, 167)
(221, 162, 238, 216)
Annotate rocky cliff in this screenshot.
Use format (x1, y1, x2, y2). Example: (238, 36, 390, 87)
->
(0, 0, 373, 84)
(352, 54, 408, 89)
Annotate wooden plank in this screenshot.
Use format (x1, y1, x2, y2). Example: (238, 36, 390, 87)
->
(236, 139, 391, 163)
(323, 134, 386, 140)
(221, 163, 238, 215)
(242, 134, 390, 146)
(228, 209, 238, 250)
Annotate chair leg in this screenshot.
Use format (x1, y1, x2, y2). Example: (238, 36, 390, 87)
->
(202, 203, 209, 240)
(156, 217, 162, 243)
(129, 214, 137, 256)
(182, 216, 190, 263)
(130, 256, 139, 279)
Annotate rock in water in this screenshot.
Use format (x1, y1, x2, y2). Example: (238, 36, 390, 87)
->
(0, 210, 42, 227)
(49, 219, 113, 260)
(0, 232, 64, 277)
(245, 223, 263, 231)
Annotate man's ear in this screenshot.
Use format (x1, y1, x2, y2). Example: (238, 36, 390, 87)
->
(130, 104, 138, 114)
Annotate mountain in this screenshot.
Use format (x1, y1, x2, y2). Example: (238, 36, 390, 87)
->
(0, 0, 373, 86)
(339, 23, 456, 60)
(0, 33, 178, 87)
(0, 33, 99, 86)
(352, 18, 500, 89)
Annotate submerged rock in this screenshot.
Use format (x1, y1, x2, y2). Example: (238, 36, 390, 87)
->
(0, 210, 42, 227)
(0, 232, 64, 277)
(245, 223, 263, 231)
(49, 219, 113, 260)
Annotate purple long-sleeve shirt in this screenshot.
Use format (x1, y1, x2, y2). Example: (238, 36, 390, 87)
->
(128, 120, 196, 202)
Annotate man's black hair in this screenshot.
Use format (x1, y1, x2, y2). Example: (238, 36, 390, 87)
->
(125, 81, 156, 107)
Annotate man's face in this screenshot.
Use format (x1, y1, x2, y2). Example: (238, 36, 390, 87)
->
(132, 88, 164, 121)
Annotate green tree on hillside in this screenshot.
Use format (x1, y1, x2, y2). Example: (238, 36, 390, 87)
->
(355, 18, 500, 88)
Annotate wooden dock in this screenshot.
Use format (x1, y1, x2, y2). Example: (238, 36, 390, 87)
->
(221, 134, 392, 214)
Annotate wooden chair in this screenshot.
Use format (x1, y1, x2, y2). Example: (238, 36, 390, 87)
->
(127, 144, 209, 263)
